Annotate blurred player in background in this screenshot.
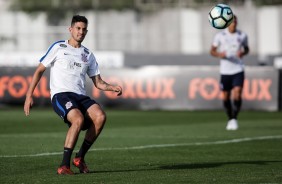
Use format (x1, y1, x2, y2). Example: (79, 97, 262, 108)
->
(210, 15, 249, 130)
(24, 15, 122, 175)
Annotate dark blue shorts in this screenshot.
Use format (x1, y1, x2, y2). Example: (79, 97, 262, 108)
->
(220, 72, 244, 91)
(51, 92, 98, 130)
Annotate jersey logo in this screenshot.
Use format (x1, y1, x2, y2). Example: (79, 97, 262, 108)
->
(60, 44, 67, 48)
(81, 53, 88, 63)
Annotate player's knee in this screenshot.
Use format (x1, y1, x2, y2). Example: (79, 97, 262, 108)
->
(234, 96, 242, 101)
(233, 92, 242, 101)
(95, 112, 106, 130)
(98, 112, 107, 124)
(71, 116, 84, 129)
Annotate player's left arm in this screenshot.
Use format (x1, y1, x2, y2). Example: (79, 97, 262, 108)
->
(238, 34, 250, 58)
(238, 45, 249, 58)
(91, 74, 122, 96)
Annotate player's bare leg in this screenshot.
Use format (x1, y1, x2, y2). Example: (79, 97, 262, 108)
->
(232, 86, 243, 119)
(223, 86, 242, 130)
(73, 104, 106, 173)
(85, 104, 106, 142)
(58, 108, 84, 174)
(65, 109, 84, 148)
(222, 91, 232, 120)
(222, 90, 237, 130)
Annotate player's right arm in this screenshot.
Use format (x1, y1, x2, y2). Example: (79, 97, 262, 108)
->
(24, 63, 46, 116)
(24, 41, 59, 116)
(210, 33, 226, 59)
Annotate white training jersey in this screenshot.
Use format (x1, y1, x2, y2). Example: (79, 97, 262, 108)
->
(40, 40, 100, 99)
(212, 29, 248, 75)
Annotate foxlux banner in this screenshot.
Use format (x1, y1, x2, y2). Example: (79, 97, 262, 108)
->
(0, 66, 278, 111)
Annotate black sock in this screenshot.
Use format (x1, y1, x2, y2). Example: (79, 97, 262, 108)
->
(223, 99, 233, 120)
(233, 99, 242, 119)
(60, 147, 73, 167)
(76, 139, 93, 159)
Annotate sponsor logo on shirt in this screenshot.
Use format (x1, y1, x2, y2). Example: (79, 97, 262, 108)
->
(74, 62, 81, 67)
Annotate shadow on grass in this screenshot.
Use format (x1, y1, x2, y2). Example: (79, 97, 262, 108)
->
(159, 160, 282, 170)
(83, 160, 282, 174)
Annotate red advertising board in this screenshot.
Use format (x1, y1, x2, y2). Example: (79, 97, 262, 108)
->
(0, 66, 278, 111)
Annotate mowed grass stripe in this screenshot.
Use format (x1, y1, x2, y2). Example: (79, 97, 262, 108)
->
(1, 135, 281, 158)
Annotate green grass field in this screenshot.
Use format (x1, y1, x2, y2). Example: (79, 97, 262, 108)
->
(0, 108, 281, 183)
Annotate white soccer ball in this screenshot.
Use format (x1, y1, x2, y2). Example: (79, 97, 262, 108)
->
(208, 4, 234, 29)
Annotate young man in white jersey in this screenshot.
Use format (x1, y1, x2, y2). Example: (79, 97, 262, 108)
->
(24, 15, 122, 175)
(210, 15, 249, 130)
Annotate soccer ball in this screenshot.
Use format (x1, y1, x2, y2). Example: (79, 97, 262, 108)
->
(208, 4, 234, 29)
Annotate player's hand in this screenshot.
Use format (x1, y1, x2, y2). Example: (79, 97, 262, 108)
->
(24, 96, 33, 116)
(237, 51, 244, 58)
(218, 52, 226, 59)
(114, 86, 122, 96)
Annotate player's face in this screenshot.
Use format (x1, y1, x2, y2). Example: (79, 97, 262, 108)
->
(69, 22, 88, 43)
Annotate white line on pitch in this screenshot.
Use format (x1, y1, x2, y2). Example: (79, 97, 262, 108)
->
(1, 135, 281, 158)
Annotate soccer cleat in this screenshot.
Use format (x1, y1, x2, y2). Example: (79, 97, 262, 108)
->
(57, 165, 74, 175)
(226, 119, 238, 130)
(73, 157, 90, 173)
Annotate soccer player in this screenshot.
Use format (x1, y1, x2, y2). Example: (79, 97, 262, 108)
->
(210, 15, 249, 130)
(24, 15, 122, 175)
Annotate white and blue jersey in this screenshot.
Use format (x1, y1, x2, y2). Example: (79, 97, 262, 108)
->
(40, 40, 100, 99)
(212, 29, 248, 75)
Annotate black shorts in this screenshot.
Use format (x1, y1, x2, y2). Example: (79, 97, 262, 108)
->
(51, 92, 98, 130)
(220, 72, 244, 91)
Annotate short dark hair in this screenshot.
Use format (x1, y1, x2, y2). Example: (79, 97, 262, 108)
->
(233, 15, 237, 20)
(233, 15, 237, 23)
(71, 15, 88, 26)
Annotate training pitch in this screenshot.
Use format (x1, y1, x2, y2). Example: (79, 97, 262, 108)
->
(0, 108, 281, 183)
